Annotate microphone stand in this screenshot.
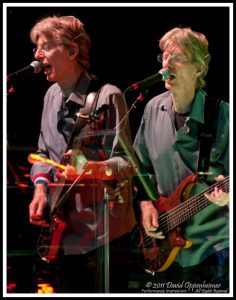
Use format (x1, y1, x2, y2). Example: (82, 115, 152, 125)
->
(114, 90, 146, 130)
(103, 188, 110, 293)
(7, 76, 16, 96)
(116, 71, 169, 130)
(7, 85, 15, 96)
(102, 182, 126, 293)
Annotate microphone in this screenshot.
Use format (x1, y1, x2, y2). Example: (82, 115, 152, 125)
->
(7, 61, 42, 81)
(126, 68, 171, 92)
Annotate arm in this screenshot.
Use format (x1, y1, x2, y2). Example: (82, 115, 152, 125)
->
(29, 92, 55, 226)
(204, 101, 229, 207)
(133, 106, 164, 238)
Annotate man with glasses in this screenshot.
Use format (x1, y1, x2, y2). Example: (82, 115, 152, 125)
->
(133, 27, 229, 292)
(28, 14, 138, 293)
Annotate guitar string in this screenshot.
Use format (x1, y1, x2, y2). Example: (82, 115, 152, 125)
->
(142, 178, 229, 246)
(158, 178, 229, 231)
(142, 185, 229, 247)
(143, 179, 229, 246)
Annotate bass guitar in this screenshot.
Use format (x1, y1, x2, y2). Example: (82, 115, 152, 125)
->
(29, 105, 116, 263)
(138, 175, 229, 275)
(37, 161, 90, 263)
(29, 154, 115, 263)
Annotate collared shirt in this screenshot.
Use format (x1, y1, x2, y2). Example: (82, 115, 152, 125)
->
(134, 89, 229, 267)
(30, 71, 137, 254)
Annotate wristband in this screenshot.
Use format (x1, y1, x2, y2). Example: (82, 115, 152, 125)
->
(34, 180, 48, 188)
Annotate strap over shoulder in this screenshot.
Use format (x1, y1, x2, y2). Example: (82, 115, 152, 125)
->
(65, 77, 104, 151)
(197, 96, 221, 182)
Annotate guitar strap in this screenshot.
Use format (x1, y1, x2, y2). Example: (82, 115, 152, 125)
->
(197, 96, 221, 182)
(65, 78, 103, 152)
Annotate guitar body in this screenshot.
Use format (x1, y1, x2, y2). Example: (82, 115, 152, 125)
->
(137, 173, 229, 275)
(139, 175, 197, 275)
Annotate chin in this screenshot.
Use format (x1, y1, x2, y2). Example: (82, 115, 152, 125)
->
(46, 75, 56, 82)
(165, 82, 172, 91)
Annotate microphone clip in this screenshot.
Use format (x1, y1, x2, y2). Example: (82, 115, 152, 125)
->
(160, 105, 167, 112)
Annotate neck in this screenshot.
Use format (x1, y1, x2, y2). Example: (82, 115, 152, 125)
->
(172, 90, 195, 113)
(62, 85, 76, 98)
(59, 66, 83, 98)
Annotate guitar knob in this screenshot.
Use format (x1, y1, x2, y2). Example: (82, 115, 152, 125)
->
(105, 167, 113, 176)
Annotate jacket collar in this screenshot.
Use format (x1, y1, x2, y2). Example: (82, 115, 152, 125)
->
(188, 89, 206, 124)
(59, 71, 95, 107)
(162, 89, 206, 124)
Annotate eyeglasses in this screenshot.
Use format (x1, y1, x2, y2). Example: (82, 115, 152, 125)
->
(33, 42, 58, 55)
(157, 53, 193, 65)
(33, 34, 84, 56)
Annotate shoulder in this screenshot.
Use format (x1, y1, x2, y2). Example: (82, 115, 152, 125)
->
(42, 83, 61, 111)
(205, 93, 229, 113)
(96, 83, 124, 106)
(44, 83, 61, 98)
(219, 100, 229, 121)
(88, 75, 121, 96)
(99, 83, 122, 97)
(219, 99, 229, 111)
(144, 90, 171, 112)
(207, 95, 229, 119)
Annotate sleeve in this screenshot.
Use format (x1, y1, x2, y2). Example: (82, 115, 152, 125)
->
(30, 137, 54, 185)
(30, 93, 54, 185)
(208, 100, 229, 180)
(133, 105, 159, 202)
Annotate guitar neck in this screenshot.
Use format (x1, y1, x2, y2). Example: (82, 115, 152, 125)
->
(50, 162, 90, 214)
(50, 155, 70, 213)
(159, 177, 229, 233)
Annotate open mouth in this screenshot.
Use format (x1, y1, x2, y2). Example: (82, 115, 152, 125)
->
(168, 74, 176, 81)
(44, 64, 52, 72)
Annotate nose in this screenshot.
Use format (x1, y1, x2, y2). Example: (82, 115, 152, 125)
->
(163, 55, 173, 69)
(34, 49, 44, 60)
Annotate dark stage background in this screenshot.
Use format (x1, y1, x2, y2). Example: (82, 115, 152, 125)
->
(5, 4, 230, 293)
(7, 5, 230, 149)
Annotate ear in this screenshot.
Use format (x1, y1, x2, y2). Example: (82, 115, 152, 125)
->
(69, 49, 75, 56)
(68, 43, 79, 58)
(195, 64, 205, 76)
(196, 69, 202, 76)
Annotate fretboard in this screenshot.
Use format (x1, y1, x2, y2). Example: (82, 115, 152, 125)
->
(158, 176, 229, 233)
